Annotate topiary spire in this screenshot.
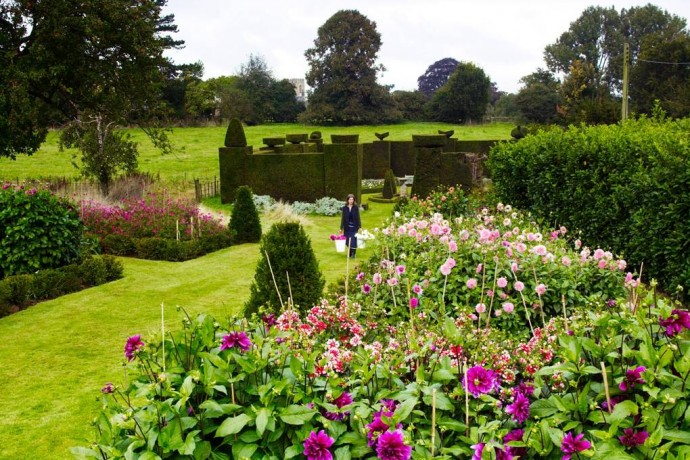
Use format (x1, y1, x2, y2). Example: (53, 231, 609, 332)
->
(224, 118, 247, 147)
(229, 185, 261, 244)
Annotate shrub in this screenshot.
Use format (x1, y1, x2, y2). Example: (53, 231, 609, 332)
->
(487, 116, 690, 301)
(245, 222, 325, 317)
(102, 234, 137, 256)
(291, 201, 316, 215)
(224, 118, 247, 147)
(229, 186, 262, 244)
(0, 186, 84, 278)
(313, 197, 343, 216)
(252, 194, 276, 212)
(398, 184, 469, 219)
(382, 169, 397, 199)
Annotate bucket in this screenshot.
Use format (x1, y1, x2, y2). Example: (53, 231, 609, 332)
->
(335, 239, 346, 252)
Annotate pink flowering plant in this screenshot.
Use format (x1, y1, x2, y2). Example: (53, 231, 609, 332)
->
(80, 192, 228, 241)
(77, 186, 690, 459)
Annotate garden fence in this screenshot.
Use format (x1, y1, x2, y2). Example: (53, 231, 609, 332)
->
(194, 177, 220, 202)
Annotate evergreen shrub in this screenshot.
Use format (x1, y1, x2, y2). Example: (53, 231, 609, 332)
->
(224, 118, 247, 147)
(245, 222, 325, 317)
(230, 186, 262, 244)
(382, 169, 397, 199)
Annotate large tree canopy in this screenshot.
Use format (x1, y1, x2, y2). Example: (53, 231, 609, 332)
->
(426, 62, 491, 123)
(417, 57, 459, 98)
(543, 4, 689, 119)
(0, 0, 181, 160)
(302, 9, 398, 125)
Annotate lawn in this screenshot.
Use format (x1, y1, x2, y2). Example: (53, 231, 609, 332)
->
(0, 194, 393, 460)
(0, 122, 512, 183)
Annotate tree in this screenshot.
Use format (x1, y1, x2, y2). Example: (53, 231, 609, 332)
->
(630, 28, 690, 117)
(160, 61, 205, 121)
(303, 9, 399, 125)
(417, 58, 459, 98)
(426, 62, 491, 123)
(230, 186, 261, 244)
(514, 69, 563, 124)
(237, 54, 275, 124)
(245, 222, 325, 317)
(0, 0, 182, 192)
(392, 90, 428, 121)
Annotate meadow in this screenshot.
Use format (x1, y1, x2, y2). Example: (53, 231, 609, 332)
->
(0, 122, 513, 183)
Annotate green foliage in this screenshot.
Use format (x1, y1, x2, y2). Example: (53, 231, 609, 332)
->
(0, 0, 182, 158)
(0, 255, 123, 318)
(427, 62, 491, 123)
(303, 9, 400, 125)
(60, 117, 139, 195)
(224, 118, 247, 147)
(417, 57, 459, 98)
(382, 169, 397, 199)
(488, 116, 690, 301)
(230, 186, 262, 244)
(246, 222, 325, 316)
(102, 234, 232, 261)
(0, 187, 84, 278)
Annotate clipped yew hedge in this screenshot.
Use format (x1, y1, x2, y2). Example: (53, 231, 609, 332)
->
(487, 116, 690, 301)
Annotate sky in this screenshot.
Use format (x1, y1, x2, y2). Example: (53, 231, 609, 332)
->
(163, 0, 690, 94)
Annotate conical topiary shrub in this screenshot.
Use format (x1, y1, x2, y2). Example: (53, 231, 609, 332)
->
(229, 186, 261, 244)
(245, 222, 325, 317)
(224, 118, 247, 147)
(382, 169, 397, 199)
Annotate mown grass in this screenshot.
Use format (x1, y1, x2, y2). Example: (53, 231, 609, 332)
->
(0, 194, 393, 460)
(0, 122, 512, 183)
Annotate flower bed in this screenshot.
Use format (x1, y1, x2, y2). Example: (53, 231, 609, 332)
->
(80, 193, 232, 260)
(77, 186, 690, 459)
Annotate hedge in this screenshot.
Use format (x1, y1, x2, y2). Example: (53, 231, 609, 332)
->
(102, 233, 233, 261)
(0, 255, 123, 318)
(487, 117, 690, 301)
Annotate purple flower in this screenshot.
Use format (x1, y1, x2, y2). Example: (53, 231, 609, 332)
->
(376, 430, 411, 460)
(619, 428, 649, 448)
(221, 331, 252, 352)
(303, 430, 334, 460)
(366, 401, 400, 447)
(504, 429, 526, 458)
(362, 283, 372, 294)
(561, 432, 591, 460)
(471, 442, 485, 460)
(262, 313, 276, 327)
(409, 297, 419, 308)
(506, 391, 530, 424)
(601, 395, 625, 411)
(659, 309, 690, 336)
(101, 383, 115, 394)
(464, 365, 499, 397)
(334, 392, 353, 408)
(124, 334, 144, 361)
(619, 366, 645, 392)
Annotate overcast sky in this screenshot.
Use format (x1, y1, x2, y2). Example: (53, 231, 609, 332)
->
(163, 0, 690, 94)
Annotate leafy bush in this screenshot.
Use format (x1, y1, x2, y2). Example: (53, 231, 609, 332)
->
(0, 185, 84, 278)
(0, 255, 123, 318)
(291, 201, 316, 215)
(229, 185, 262, 244)
(313, 197, 343, 216)
(245, 222, 325, 316)
(487, 116, 690, 301)
(397, 183, 469, 219)
(252, 194, 276, 212)
(382, 169, 397, 199)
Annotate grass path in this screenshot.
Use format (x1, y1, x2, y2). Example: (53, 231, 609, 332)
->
(0, 199, 392, 459)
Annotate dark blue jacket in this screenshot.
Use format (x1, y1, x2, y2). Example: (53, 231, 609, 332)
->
(340, 205, 361, 233)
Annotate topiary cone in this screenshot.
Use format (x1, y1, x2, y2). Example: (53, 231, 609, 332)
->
(224, 118, 247, 147)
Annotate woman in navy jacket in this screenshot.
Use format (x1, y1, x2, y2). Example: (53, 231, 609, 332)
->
(340, 194, 361, 258)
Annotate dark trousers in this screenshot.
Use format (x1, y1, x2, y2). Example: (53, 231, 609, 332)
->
(344, 224, 357, 257)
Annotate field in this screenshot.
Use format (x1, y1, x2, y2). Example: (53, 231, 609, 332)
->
(0, 122, 512, 183)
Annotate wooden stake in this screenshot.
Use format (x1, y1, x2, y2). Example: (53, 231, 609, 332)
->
(286, 271, 294, 307)
(464, 362, 470, 436)
(431, 388, 437, 457)
(264, 250, 284, 310)
(601, 362, 612, 413)
(562, 295, 568, 331)
(161, 303, 166, 373)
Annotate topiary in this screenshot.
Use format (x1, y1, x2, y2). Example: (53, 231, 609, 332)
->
(382, 169, 397, 199)
(245, 222, 325, 317)
(0, 186, 84, 278)
(229, 185, 262, 244)
(224, 118, 247, 147)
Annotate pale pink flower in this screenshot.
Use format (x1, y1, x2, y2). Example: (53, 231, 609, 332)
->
(514, 281, 525, 292)
(476, 263, 483, 273)
(511, 262, 519, 272)
(597, 260, 607, 269)
(466, 278, 478, 289)
(527, 233, 537, 241)
(476, 303, 486, 313)
(533, 245, 547, 256)
(396, 265, 406, 275)
(617, 259, 627, 270)
(445, 258, 457, 269)
(575, 239, 582, 249)
(398, 225, 406, 234)
(502, 302, 515, 313)
(430, 223, 442, 235)
(535, 283, 547, 296)
(593, 248, 605, 260)
(407, 228, 417, 237)
(387, 278, 398, 286)
(561, 256, 572, 267)
(516, 242, 527, 253)
(440, 264, 452, 276)
(496, 277, 508, 288)
(448, 241, 458, 252)
(373, 273, 383, 285)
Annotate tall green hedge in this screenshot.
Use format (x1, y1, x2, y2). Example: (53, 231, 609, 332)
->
(230, 185, 262, 244)
(412, 147, 442, 199)
(487, 117, 690, 300)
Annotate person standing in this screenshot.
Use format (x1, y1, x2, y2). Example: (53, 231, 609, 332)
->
(340, 194, 361, 258)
